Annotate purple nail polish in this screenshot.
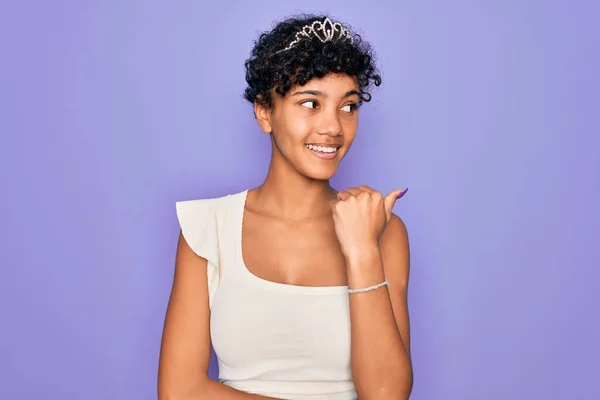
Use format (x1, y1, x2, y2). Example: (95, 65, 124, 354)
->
(397, 188, 409, 199)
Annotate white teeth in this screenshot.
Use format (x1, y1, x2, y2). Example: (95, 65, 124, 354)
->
(306, 144, 338, 153)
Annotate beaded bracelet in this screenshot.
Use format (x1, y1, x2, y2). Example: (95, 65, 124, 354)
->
(347, 278, 389, 294)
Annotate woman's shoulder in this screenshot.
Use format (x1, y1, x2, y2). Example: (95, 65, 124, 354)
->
(175, 188, 247, 210)
(175, 188, 247, 234)
(174, 189, 246, 266)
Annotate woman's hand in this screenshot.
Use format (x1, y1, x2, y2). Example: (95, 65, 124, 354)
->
(330, 185, 408, 258)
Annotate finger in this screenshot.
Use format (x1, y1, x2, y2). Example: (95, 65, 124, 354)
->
(345, 187, 362, 197)
(384, 188, 408, 219)
(337, 191, 352, 201)
(358, 185, 376, 193)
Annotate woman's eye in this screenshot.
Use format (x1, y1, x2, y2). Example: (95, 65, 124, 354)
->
(300, 100, 318, 109)
(341, 103, 358, 113)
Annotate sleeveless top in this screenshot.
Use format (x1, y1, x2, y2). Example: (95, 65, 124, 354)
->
(175, 189, 357, 400)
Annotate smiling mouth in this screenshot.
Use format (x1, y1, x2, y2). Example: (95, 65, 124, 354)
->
(305, 143, 340, 159)
(305, 143, 340, 152)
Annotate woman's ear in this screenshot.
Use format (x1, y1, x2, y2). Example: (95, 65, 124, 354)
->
(254, 97, 273, 134)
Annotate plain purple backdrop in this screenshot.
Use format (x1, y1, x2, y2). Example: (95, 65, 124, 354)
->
(1, 0, 598, 399)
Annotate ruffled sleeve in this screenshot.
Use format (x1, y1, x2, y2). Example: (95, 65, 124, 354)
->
(175, 197, 222, 309)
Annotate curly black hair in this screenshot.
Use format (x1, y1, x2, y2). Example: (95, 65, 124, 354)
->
(243, 14, 382, 110)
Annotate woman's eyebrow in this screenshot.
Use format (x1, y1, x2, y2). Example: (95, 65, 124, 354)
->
(291, 89, 360, 98)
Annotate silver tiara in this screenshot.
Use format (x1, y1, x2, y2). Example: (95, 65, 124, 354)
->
(275, 17, 354, 54)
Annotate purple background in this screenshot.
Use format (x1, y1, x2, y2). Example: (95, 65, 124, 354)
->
(1, 0, 598, 399)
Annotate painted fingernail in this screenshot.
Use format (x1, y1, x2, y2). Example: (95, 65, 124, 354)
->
(397, 188, 409, 199)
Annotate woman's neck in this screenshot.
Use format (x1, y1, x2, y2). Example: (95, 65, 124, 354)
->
(251, 162, 337, 221)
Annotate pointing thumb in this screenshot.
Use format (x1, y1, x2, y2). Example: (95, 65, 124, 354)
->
(384, 188, 408, 220)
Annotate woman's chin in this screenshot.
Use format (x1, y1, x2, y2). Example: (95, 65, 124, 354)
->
(302, 166, 338, 181)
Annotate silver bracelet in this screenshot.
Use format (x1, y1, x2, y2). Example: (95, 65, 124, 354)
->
(347, 278, 389, 294)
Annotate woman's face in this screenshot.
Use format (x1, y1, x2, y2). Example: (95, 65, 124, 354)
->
(255, 73, 361, 181)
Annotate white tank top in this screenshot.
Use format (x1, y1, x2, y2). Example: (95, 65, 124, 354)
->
(175, 189, 357, 399)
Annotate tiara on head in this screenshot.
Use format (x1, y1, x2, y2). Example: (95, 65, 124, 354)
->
(275, 17, 354, 54)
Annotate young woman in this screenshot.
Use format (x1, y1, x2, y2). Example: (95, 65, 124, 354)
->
(158, 14, 413, 400)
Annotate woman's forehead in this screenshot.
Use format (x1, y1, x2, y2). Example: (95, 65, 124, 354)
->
(289, 74, 359, 96)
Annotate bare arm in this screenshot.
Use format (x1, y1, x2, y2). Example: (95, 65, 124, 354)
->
(346, 214, 413, 399)
(157, 231, 283, 400)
